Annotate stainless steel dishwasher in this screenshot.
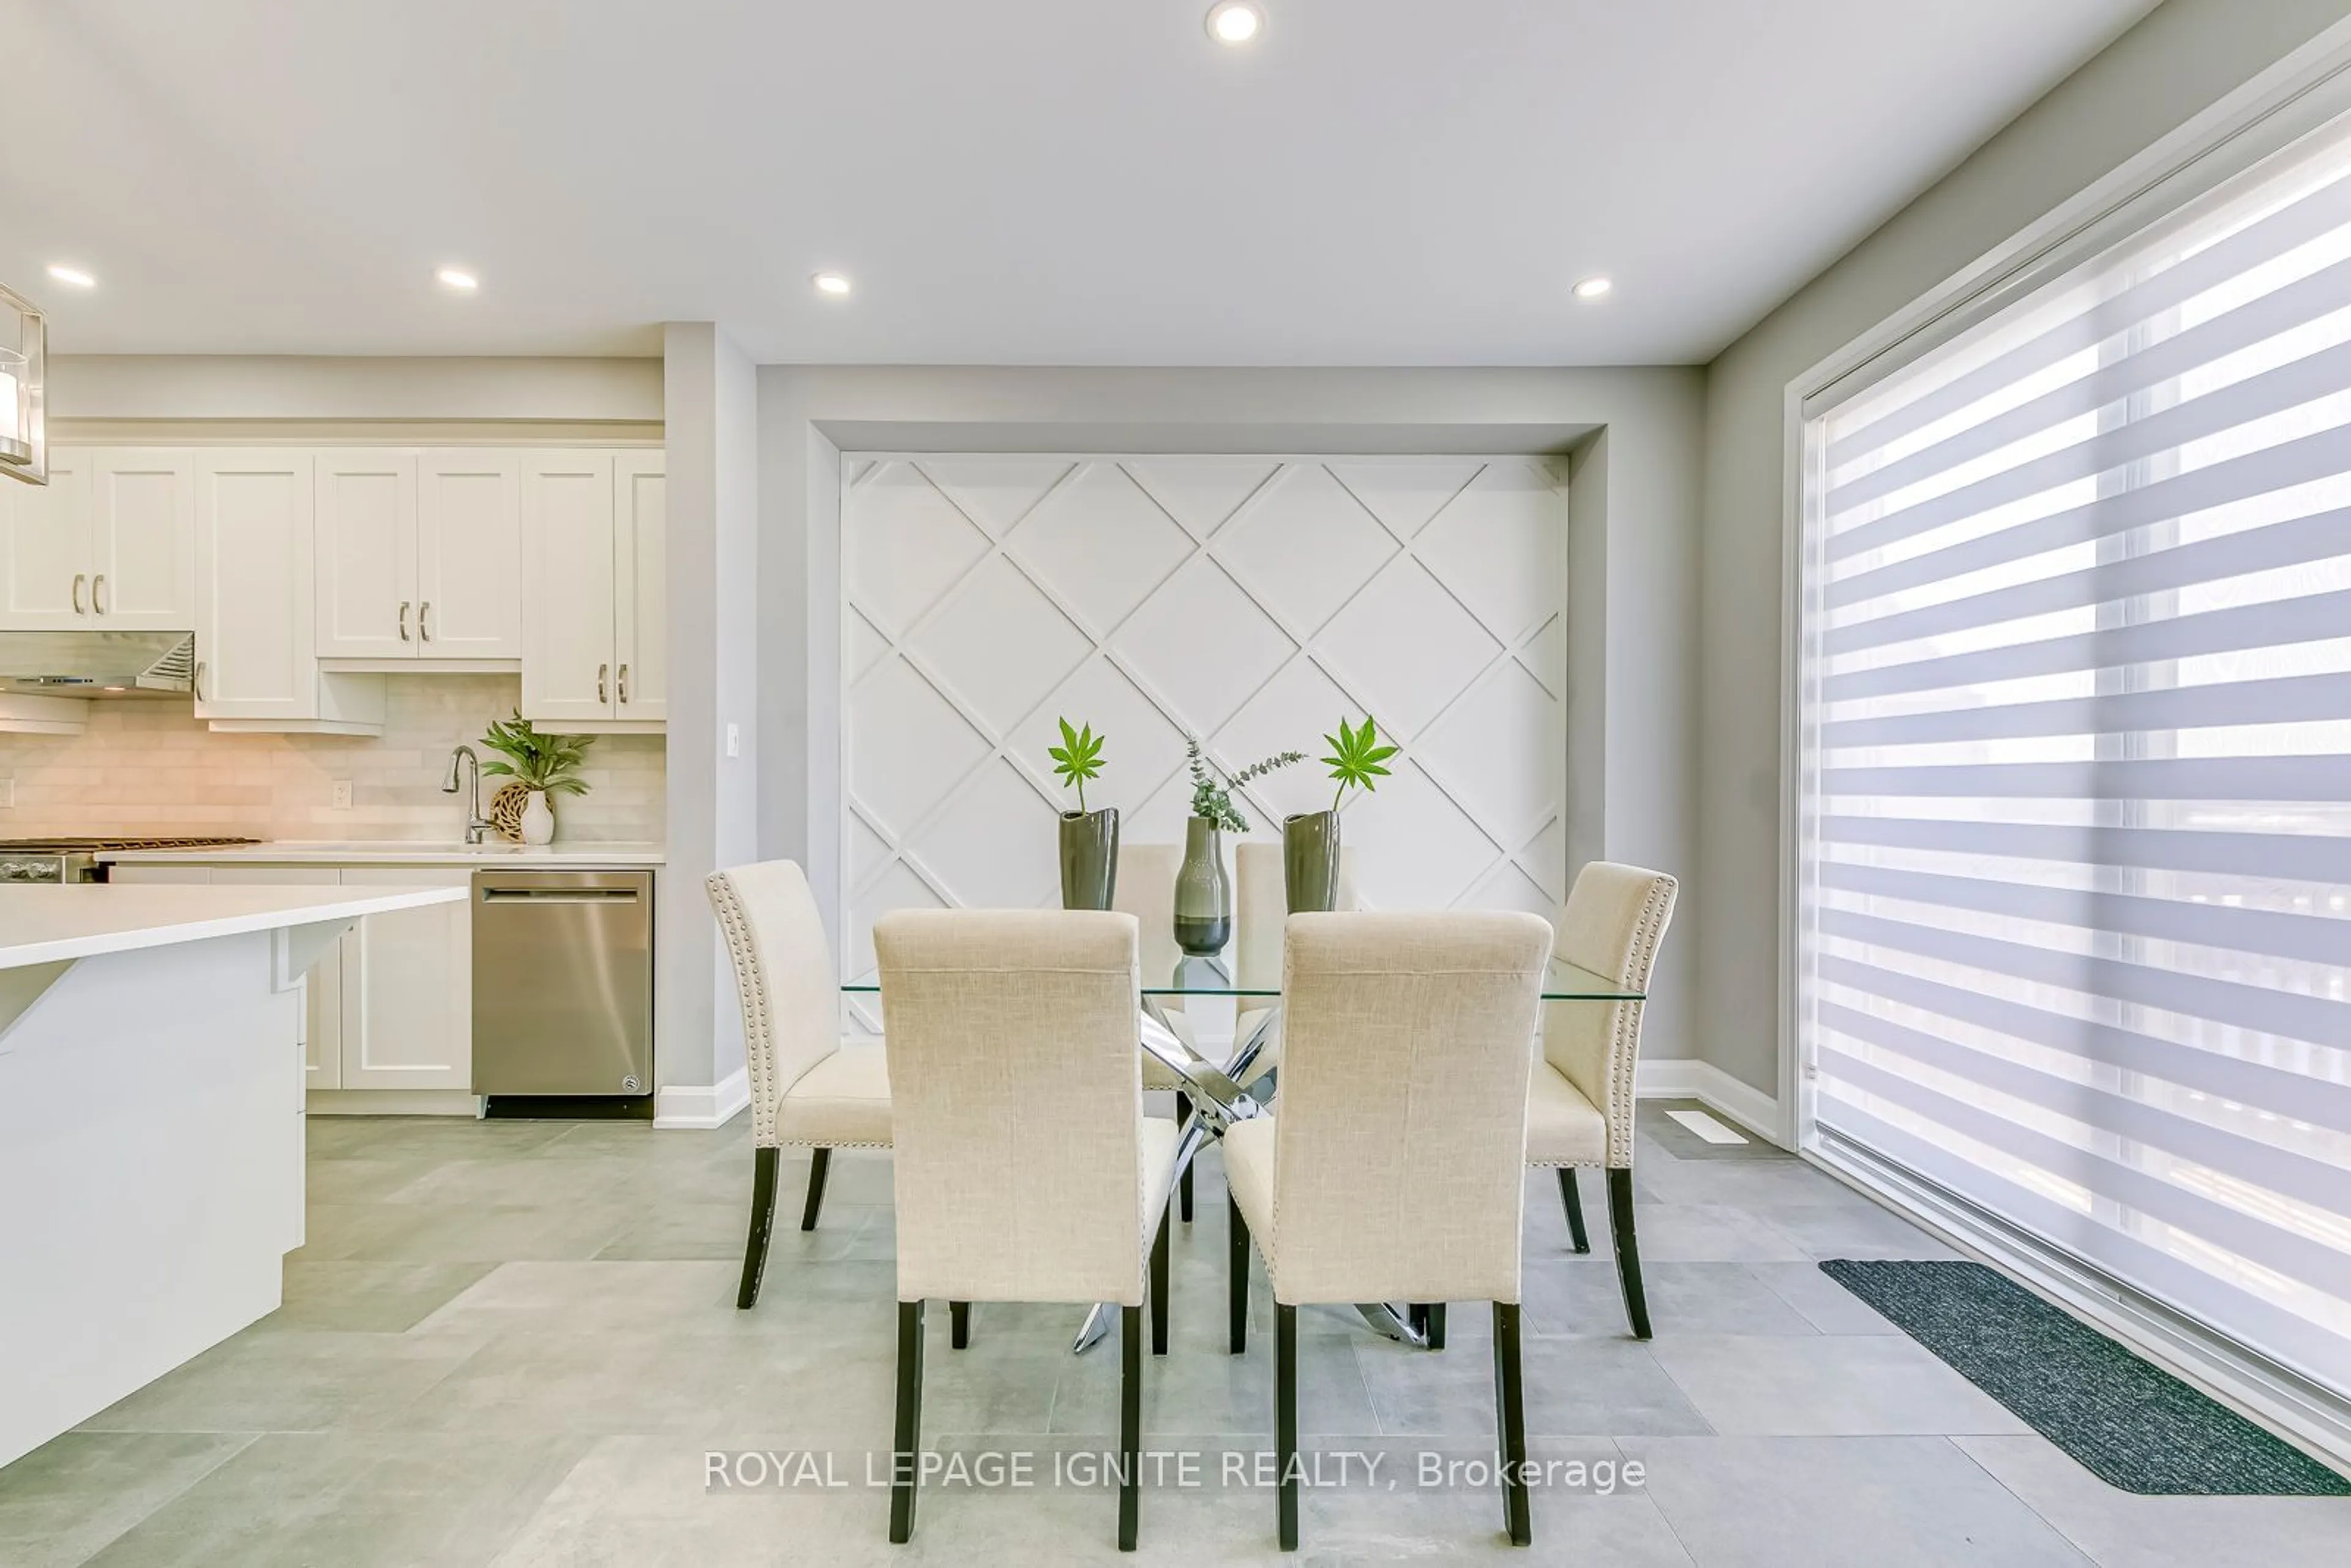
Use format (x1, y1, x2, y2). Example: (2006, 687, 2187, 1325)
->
(471, 869, 655, 1109)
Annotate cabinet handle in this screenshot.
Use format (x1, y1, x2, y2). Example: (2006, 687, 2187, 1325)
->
(398, 601, 411, 642)
(617, 662, 629, 703)
(92, 574, 108, 615)
(598, 662, 609, 705)
(193, 661, 206, 702)
(72, 573, 86, 614)
(419, 601, 432, 642)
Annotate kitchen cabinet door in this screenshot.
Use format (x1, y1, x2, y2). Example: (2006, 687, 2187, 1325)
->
(521, 451, 617, 722)
(0, 449, 91, 629)
(416, 449, 522, 658)
(313, 450, 418, 659)
(89, 449, 196, 631)
(193, 451, 318, 720)
(210, 866, 343, 1090)
(337, 867, 472, 1091)
(613, 452, 666, 721)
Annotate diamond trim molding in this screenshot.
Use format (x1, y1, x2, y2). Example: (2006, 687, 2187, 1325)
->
(842, 454, 1569, 997)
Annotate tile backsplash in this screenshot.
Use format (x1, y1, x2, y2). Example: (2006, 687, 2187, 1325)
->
(0, 675, 664, 844)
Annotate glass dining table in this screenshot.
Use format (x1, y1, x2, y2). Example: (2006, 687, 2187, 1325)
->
(844, 953, 1645, 1352)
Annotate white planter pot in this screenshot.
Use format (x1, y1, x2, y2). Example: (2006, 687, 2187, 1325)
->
(520, 790, 556, 846)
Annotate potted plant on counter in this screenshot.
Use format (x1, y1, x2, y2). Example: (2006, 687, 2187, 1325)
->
(1178, 736, 1303, 956)
(1050, 717, 1119, 910)
(480, 710, 593, 846)
(1285, 715, 1396, 912)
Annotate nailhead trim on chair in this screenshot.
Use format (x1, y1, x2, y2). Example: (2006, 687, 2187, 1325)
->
(707, 871, 785, 1149)
(1601, 872, 1677, 1168)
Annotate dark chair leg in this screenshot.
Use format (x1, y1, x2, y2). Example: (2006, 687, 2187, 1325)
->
(737, 1146, 778, 1310)
(800, 1146, 832, 1231)
(1426, 1304, 1447, 1351)
(1120, 1303, 1142, 1551)
(1150, 1202, 1172, 1356)
(889, 1299, 924, 1544)
(950, 1301, 970, 1349)
(1492, 1302, 1531, 1546)
(1607, 1168, 1651, 1340)
(1276, 1302, 1299, 1551)
(1228, 1191, 1250, 1354)
(1175, 1092, 1194, 1222)
(1558, 1168, 1591, 1253)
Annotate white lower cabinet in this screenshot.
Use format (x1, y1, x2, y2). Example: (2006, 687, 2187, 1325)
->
(209, 866, 345, 1090)
(105, 862, 472, 1098)
(337, 867, 473, 1091)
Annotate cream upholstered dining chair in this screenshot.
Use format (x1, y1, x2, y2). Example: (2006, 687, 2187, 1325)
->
(1114, 842, 1205, 1220)
(1231, 841, 1361, 1087)
(875, 909, 1177, 1551)
(1224, 910, 1553, 1551)
(707, 860, 891, 1310)
(1525, 861, 1678, 1340)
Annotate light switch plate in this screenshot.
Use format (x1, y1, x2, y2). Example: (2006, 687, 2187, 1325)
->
(330, 780, 353, 809)
(725, 723, 741, 759)
(0, 778, 13, 809)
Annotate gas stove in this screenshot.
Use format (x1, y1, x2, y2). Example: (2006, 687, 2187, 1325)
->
(0, 837, 261, 884)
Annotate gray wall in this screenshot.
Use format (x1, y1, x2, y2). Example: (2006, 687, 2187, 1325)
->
(1692, 0, 2351, 1097)
(755, 366, 1707, 1059)
(661, 324, 759, 1104)
(48, 354, 661, 424)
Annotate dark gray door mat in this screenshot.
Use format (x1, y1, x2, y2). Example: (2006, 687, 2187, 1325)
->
(1821, 1259, 2350, 1496)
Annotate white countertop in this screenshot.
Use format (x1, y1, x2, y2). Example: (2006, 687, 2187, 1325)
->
(0, 883, 468, 970)
(99, 840, 666, 868)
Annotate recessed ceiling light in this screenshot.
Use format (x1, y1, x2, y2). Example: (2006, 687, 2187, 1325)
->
(436, 267, 479, 291)
(1573, 276, 1613, 301)
(1205, 2, 1263, 44)
(813, 272, 852, 297)
(46, 264, 95, 288)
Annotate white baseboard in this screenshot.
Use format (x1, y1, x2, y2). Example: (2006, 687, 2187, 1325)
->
(1636, 1059, 1787, 1147)
(654, 1066, 750, 1130)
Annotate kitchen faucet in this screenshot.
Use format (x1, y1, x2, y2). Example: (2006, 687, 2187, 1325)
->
(441, 745, 495, 846)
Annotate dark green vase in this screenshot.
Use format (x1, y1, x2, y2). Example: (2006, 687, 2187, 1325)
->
(1059, 808, 1120, 911)
(1173, 816, 1232, 956)
(1283, 809, 1341, 913)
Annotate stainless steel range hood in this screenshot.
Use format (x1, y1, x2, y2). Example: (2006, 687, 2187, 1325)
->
(0, 631, 195, 697)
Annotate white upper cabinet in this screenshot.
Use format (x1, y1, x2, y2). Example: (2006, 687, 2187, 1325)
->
(89, 450, 197, 630)
(615, 453, 666, 721)
(0, 449, 194, 631)
(522, 451, 617, 723)
(416, 449, 522, 659)
(194, 450, 319, 720)
(314, 449, 418, 658)
(313, 448, 522, 661)
(522, 449, 662, 726)
(0, 449, 91, 628)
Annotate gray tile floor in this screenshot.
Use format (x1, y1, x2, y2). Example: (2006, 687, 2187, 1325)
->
(6, 1102, 2349, 1566)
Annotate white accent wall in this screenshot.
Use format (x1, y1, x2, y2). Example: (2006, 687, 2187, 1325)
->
(759, 366, 1704, 1062)
(838, 454, 1567, 983)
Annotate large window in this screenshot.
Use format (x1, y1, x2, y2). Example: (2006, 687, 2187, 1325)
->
(1797, 108, 2351, 1403)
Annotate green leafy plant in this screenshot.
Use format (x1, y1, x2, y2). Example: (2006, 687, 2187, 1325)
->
(1049, 717, 1108, 814)
(1322, 715, 1398, 813)
(479, 710, 594, 798)
(1185, 734, 1303, 835)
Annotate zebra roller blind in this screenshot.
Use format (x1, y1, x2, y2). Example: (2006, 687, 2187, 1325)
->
(1798, 108, 2351, 1399)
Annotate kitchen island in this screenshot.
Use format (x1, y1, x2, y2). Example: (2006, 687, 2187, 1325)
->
(0, 882, 467, 1469)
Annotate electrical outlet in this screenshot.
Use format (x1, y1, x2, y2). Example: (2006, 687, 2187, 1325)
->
(330, 780, 354, 810)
